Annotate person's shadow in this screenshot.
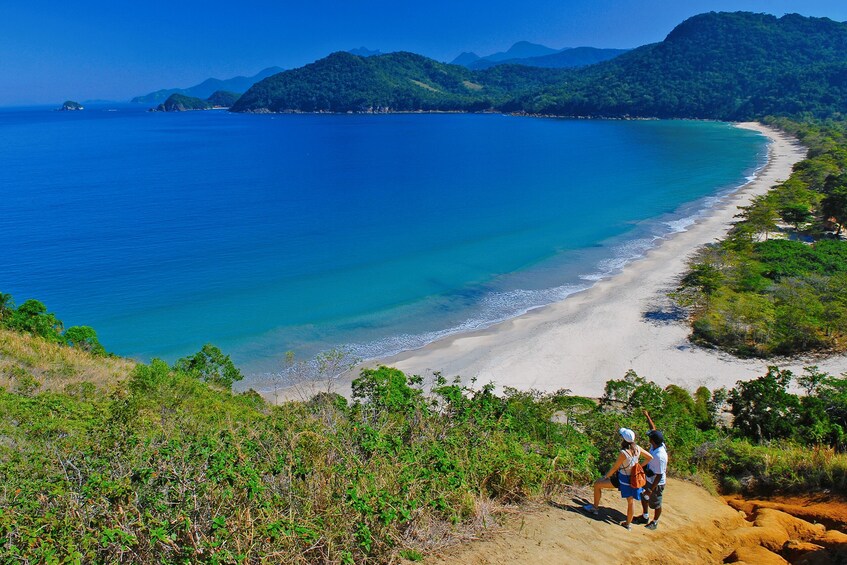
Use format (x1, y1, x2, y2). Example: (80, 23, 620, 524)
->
(548, 497, 627, 526)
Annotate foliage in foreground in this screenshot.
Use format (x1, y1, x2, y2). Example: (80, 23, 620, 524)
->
(0, 364, 595, 563)
(0, 292, 106, 356)
(4, 340, 847, 563)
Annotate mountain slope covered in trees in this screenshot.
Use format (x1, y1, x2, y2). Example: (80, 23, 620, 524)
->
(234, 12, 847, 120)
(231, 51, 569, 113)
(520, 12, 847, 119)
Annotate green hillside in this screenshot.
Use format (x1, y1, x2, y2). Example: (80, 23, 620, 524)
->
(154, 93, 213, 112)
(3, 299, 847, 562)
(232, 51, 569, 113)
(206, 90, 240, 107)
(153, 90, 241, 112)
(522, 12, 847, 119)
(234, 12, 847, 120)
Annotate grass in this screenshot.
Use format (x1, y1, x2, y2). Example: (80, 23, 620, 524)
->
(0, 328, 135, 394)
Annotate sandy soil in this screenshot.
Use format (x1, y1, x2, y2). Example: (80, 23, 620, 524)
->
(428, 480, 847, 565)
(369, 122, 847, 398)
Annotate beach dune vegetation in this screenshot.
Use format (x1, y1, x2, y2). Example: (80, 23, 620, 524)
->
(678, 119, 847, 357)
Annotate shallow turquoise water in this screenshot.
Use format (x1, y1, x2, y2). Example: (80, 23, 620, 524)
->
(0, 108, 766, 380)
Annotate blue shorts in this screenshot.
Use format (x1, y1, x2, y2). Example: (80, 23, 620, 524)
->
(618, 471, 642, 500)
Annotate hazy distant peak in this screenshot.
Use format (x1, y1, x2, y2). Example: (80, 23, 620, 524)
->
(130, 66, 283, 105)
(450, 52, 481, 66)
(485, 41, 560, 62)
(348, 46, 383, 57)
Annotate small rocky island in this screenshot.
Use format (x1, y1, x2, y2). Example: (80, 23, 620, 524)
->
(59, 100, 84, 111)
(151, 90, 239, 112)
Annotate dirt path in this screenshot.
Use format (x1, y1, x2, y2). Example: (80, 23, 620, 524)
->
(428, 480, 847, 564)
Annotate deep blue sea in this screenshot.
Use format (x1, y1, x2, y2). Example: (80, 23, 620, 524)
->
(0, 105, 767, 384)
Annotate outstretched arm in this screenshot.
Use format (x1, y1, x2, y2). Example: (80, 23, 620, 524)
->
(644, 409, 656, 431)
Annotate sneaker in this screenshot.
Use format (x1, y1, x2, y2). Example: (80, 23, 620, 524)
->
(646, 521, 659, 530)
(632, 515, 649, 525)
(620, 521, 632, 530)
(582, 504, 599, 516)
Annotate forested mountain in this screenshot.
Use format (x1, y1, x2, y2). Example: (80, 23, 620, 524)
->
(233, 12, 847, 120)
(519, 12, 847, 119)
(131, 67, 283, 104)
(231, 51, 569, 113)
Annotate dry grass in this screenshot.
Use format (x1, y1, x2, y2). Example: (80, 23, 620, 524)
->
(409, 79, 440, 92)
(0, 328, 135, 394)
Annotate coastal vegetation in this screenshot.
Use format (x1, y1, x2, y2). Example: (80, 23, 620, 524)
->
(677, 118, 847, 357)
(2, 302, 847, 563)
(234, 12, 847, 120)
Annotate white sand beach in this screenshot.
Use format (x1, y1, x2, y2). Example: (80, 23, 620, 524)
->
(369, 122, 847, 397)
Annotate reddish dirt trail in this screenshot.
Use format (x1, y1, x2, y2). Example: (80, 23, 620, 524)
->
(428, 480, 847, 564)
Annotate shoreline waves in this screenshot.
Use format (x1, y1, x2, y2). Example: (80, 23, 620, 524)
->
(336, 122, 847, 398)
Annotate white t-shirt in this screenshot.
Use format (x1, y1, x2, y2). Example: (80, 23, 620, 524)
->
(646, 444, 668, 486)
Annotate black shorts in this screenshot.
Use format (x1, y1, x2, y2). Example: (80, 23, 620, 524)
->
(645, 483, 664, 509)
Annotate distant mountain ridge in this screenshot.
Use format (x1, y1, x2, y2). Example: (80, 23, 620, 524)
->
(450, 41, 628, 70)
(131, 67, 283, 104)
(347, 47, 383, 57)
(232, 12, 847, 121)
(467, 47, 629, 70)
(481, 41, 560, 62)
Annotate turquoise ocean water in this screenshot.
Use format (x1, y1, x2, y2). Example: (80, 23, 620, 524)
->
(0, 107, 766, 385)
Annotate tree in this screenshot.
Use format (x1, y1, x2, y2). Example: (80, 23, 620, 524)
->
(602, 369, 663, 413)
(64, 325, 106, 356)
(174, 344, 243, 390)
(7, 299, 63, 341)
(821, 185, 847, 235)
(738, 196, 779, 241)
(0, 292, 13, 324)
(779, 203, 814, 231)
(728, 367, 800, 441)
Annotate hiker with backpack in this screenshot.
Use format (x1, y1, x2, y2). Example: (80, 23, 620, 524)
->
(634, 410, 668, 530)
(583, 427, 652, 530)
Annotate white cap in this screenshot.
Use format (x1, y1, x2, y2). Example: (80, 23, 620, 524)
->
(619, 427, 635, 443)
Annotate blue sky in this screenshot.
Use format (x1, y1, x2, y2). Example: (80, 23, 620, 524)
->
(3, 1, 847, 105)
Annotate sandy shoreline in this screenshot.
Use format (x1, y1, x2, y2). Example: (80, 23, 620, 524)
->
(343, 122, 847, 397)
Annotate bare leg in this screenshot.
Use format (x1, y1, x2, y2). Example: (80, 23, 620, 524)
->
(653, 506, 662, 521)
(641, 496, 649, 516)
(592, 477, 614, 507)
(626, 497, 634, 525)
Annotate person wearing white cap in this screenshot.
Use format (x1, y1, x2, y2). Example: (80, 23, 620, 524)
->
(582, 427, 652, 530)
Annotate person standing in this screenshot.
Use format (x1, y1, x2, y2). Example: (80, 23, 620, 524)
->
(636, 410, 668, 530)
(583, 427, 652, 530)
